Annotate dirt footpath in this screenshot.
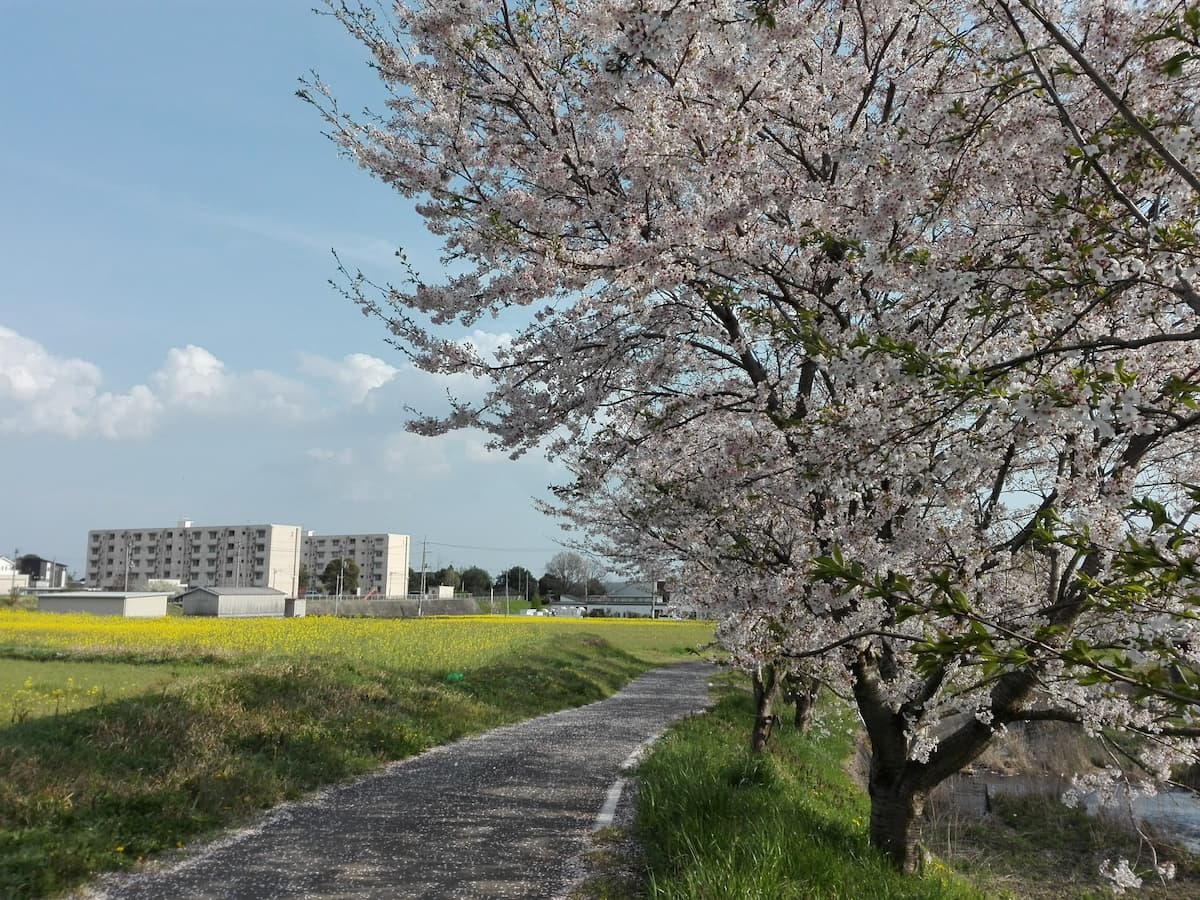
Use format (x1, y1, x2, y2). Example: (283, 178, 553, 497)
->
(80, 661, 717, 900)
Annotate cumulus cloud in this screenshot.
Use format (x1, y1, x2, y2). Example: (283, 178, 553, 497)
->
(299, 352, 399, 403)
(0, 325, 520, 444)
(153, 345, 228, 407)
(0, 326, 318, 440)
(154, 345, 312, 420)
(0, 326, 160, 438)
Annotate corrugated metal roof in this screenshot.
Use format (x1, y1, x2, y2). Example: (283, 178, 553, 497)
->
(49, 591, 170, 599)
(608, 582, 656, 599)
(181, 586, 286, 597)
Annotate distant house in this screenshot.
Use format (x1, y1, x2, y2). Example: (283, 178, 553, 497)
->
(180, 586, 288, 618)
(39, 591, 169, 618)
(17, 555, 68, 589)
(0, 557, 30, 593)
(549, 581, 672, 618)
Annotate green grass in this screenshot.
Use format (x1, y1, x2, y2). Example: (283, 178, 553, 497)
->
(0, 619, 712, 899)
(627, 685, 982, 900)
(575, 683, 1199, 900)
(0, 658, 202, 724)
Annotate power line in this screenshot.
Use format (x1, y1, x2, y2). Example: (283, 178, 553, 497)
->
(423, 541, 565, 553)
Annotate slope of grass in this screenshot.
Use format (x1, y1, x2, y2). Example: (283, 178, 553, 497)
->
(572, 683, 1200, 899)
(626, 687, 981, 900)
(0, 613, 712, 899)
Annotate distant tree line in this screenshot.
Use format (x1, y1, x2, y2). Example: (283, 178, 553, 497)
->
(298, 551, 608, 600)
(405, 551, 607, 602)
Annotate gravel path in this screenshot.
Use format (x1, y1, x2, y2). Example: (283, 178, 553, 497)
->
(80, 661, 716, 900)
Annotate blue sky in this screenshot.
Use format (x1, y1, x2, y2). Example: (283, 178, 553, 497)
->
(0, 1, 573, 578)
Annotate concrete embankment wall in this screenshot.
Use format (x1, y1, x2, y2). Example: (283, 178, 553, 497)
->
(304, 597, 479, 617)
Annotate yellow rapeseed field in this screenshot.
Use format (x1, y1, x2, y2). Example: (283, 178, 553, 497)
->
(0, 611, 710, 672)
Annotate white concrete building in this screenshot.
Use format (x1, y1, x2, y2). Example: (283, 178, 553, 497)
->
(301, 533, 410, 598)
(86, 521, 302, 596)
(0, 556, 30, 593)
(39, 591, 169, 618)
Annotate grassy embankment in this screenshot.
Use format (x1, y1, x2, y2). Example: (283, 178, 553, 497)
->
(0, 610, 711, 899)
(574, 681, 1200, 899)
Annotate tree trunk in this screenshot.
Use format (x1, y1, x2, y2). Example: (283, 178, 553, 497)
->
(783, 674, 817, 732)
(867, 772, 928, 874)
(750, 664, 780, 753)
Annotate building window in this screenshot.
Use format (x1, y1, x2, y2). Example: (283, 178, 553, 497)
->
(256, 529, 266, 538)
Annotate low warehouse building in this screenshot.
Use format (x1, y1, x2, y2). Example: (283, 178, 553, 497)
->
(181, 586, 287, 618)
(38, 591, 169, 618)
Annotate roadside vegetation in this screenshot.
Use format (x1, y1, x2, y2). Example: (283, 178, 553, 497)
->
(572, 681, 1200, 899)
(0, 610, 711, 899)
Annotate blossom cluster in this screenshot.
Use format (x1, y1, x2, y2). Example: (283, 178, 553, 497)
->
(312, 0, 1200, 866)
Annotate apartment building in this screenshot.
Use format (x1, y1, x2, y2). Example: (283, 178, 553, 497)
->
(301, 533, 410, 597)
(86, 521, 302, 596)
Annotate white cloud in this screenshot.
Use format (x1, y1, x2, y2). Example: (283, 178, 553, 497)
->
(460, 329, 512, 361)
(153, 345, 229, 407)
(0, 326, 318, 440)
(0, 325, 525, 447)
(154, 345, 312, 420)
(0, 326, 159, 438)
(299, 352, 399, 403)
(93, 386, 162, 440)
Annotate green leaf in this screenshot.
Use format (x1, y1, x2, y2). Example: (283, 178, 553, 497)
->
(1163, 51, 1194, 77)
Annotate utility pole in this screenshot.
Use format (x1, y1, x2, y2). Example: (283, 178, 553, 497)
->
(123, 539, 131, 592)
(418, 539, 428, 617)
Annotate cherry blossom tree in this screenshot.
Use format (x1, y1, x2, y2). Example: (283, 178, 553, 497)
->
(306, 0, 1200, 873)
